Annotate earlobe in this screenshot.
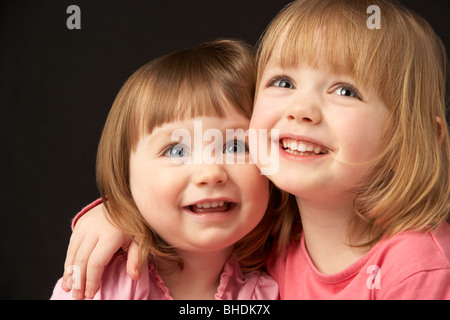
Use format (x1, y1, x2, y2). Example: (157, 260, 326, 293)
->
(436, 116, 445, 145)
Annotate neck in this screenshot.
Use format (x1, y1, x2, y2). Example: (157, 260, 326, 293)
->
(157, 247, 232, 300)
(296, 196, 371, 274)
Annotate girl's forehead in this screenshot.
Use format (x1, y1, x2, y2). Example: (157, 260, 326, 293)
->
(145, 111, 250, 134)
(139, 114, 250, 145)
(260, 41, 356, 86)
(267, 31, 355, 75)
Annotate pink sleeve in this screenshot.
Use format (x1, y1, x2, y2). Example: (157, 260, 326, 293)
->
(250, 271, 280, 300)
(71, 198, 103, 230)
(382, 269, 450, 300)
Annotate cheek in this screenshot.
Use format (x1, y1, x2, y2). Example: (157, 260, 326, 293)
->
(250, 97, 277, 130)
(236, 165, 270, 217)
(336, 115, 385, 163)
(129, 160, 175, 219)
(129, 172, 159, 217)
(129, 170, 181, 243)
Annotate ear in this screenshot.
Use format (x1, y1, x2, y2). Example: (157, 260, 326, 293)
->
(436, 116, 445, 145)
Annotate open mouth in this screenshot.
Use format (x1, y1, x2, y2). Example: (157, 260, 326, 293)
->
(185, 201, 236, 214)
(281, 138, 329, 156)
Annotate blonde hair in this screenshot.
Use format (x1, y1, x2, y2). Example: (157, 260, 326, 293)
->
(256, 0, 450, 246)
(96, 39, 292, 272)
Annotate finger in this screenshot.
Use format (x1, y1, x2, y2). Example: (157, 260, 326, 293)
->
(126, 240, 141, 281)
(71, 236, 99, 299)
(62, 232, 84, 292)
(84, 237, 123, 299)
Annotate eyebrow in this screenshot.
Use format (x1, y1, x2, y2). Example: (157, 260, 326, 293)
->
(144, 125, 182, 147)
(261, 64, 284, 74)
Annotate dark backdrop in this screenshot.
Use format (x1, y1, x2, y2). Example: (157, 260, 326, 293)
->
(1, 0, 449, 299)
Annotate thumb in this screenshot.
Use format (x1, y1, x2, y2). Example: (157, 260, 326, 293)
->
(126, 240, 141, 281)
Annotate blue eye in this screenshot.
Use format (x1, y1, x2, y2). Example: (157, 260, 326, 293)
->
(335, 87, 356, 97)
(224, 140, 248, 154)
(333, 85, 362, 100)
(269, 77, 295, 89)
(164, 144, 189, 158)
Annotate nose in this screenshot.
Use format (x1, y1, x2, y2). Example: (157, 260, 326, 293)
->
(192, 164, 228, 187)
(285, 93, 322, 125)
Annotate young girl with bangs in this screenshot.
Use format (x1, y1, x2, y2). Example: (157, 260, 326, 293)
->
(57, 0, 450, 299)
(252, 0, 449, 299)
(51, 39, 285, 300)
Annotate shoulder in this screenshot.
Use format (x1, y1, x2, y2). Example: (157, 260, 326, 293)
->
(375, 222, 450, 270)
(244, 269, 279, 300)
(371, 223, 450, 299)
(217, 261, 279, 300)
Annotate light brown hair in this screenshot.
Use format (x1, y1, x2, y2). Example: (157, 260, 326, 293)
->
(256, 0, 450, 246)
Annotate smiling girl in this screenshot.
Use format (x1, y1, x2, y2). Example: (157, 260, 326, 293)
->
(51, 39, 286, 300)
(253, 0, 449, 299)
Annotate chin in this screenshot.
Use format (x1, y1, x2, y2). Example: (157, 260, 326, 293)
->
(185, 233, 242, 252)
(267, 169, 300, 195)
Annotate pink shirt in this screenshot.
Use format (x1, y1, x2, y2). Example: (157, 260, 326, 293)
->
(51, 253, 279, 300)
(267, 223, 450, 299)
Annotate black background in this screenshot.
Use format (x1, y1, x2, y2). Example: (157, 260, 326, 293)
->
(1, 0, 449, 299)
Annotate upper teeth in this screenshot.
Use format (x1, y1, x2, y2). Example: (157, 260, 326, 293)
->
(195, 201, 226, 209)
(282, 138, 326, 155)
